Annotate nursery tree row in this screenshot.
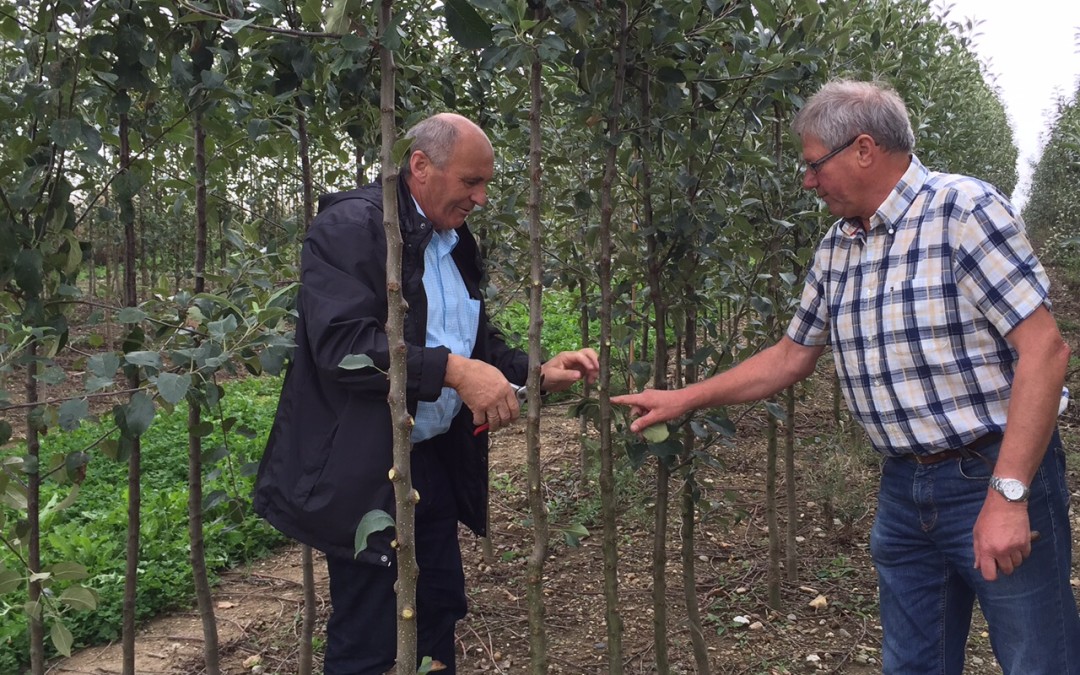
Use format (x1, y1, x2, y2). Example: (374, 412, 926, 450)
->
(0, 0, 1020, 672)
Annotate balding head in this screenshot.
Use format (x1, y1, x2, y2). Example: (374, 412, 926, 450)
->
(401, 113, 492, 177)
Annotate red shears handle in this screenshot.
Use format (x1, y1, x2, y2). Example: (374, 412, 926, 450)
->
(472, 384, 529, 436)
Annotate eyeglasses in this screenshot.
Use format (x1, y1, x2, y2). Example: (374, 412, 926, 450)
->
(804, 135, 860, 174)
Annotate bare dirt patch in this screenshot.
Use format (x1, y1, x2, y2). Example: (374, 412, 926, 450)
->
(45, 268, 1080, 675)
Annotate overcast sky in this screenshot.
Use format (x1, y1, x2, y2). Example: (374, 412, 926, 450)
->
(930, 0, 1080, 208)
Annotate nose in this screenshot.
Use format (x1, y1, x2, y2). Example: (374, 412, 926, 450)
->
(472, 185, 488, 207)
(801, 169, 818, 190)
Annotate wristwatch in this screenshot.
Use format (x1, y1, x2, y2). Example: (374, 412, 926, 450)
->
(989, 476, 1030, 502)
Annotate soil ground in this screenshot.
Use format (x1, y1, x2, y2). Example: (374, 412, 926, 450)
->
(43, 270, 1080, 675)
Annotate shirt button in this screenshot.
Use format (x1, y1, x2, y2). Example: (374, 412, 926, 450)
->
(380, 554, 389, 563)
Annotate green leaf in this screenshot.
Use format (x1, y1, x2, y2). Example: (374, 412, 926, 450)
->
(222, 17, 256, 32)
(300, 0, 322, 24)
(47, 562, 88, 581)
(325, 0, 360, 33)
(201, 70, 226, 89)
(624, 440, 649, 470)
(0, 15, 21, 41)
(0, 420, 11, 447)
(444, 0, 493, 50)
(87, 352, 120, 378)
(764, 401, 787, 422)
(559, 522, 590, 547)
(641, 423, 670, 443)
(252, 0, 285, 12)
(86, 375, 115, 392)
(117, 393, 155, 438)
(0, 568, 22, 594)
(124, 351, 161, 369)
(185, 419, 211, 437)
(49, 118, 82, 149)
(59, 585, 97, 611)
(14, 249, 43, 297)
(58, 398, 89, 432)
(50, 621, 74, 657)
(208, 314, 238, 339)
(155, 373, 192, 405)
(117, 307, 147, 323)
(354, 509, 395, 556)
(1, 489, 26, 511)
(339, 354, 374, 370)
(392, 136, 415, 167)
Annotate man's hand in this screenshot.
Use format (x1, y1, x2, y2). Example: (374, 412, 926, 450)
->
(539, 348, 600, 392)
(972, 491, 1033, 581)
(610, 389, 688, 434)
(445, 355, 520, 431)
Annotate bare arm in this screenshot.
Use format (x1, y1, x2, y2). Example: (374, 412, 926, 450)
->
(612, 337, 825, 433)
(973, 305, 1070, 580)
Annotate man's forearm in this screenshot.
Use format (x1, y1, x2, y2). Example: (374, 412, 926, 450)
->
(994, 351, 1068, 482)
(681, 338, 822, 411)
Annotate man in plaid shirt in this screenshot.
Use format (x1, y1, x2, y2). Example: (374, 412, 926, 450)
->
(613, 80, 1079, 673)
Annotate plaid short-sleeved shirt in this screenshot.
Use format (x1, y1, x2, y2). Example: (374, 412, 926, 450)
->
(786, 156, 1051, 456)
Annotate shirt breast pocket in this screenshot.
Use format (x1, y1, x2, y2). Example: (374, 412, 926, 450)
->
(881, 277, 955, 367)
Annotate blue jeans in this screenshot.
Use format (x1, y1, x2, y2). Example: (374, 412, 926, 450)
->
(871, 430, 1080, 674)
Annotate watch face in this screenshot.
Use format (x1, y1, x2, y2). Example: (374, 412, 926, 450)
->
(993, 477, 1028, 501)
(1002, 480, 1025, 500)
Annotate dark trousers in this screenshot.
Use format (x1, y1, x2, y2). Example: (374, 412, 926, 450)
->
(323, 443, 467, 675)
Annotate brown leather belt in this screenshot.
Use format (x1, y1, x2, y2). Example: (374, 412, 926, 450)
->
(901, 433, 1003, 465)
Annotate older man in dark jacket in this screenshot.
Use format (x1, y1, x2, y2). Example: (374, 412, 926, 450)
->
(254, 113, 598, 674)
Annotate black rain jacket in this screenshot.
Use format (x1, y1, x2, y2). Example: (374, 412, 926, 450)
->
(253, 179, 527, 563)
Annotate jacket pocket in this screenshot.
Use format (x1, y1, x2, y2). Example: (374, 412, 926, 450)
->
(293, 422, 339, 505)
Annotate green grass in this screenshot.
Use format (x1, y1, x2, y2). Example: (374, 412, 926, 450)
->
(0, 376, 286, 672)
(491, 288, 594, 357)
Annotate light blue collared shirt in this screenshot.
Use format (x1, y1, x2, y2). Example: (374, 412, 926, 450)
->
(411, 208, 481, 442)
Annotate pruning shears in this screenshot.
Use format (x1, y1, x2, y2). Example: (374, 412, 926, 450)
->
(472, 383, 528, 436)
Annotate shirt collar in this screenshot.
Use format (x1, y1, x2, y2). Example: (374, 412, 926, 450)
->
(411, 197, 458, 251)
(869, 154, 927, 231)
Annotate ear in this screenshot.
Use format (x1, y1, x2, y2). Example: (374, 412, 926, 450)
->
(409, 150, 430, 180)
(854, 134, 877, 168)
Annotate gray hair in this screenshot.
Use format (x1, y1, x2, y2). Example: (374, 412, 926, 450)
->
(792, 80, 915, 153)
(400, 115, 460, 177)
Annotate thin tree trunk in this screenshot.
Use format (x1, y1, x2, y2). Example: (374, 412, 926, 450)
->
(680, 307, 709, 674)
(578, 276, 590, 480)
(118, 106, 145, 675)
(27, 342, 44, 675)
(785, 386, 798, 583)
(765, 411, 782, 610)
(189, 102, 221, 675)
(679, 82, 711, 675)
(138, 199, 149, 292)
(88, 214, 96, 299)
(639, 66, 670, 675)
(597, 6, 628, 672)
(524, 39, 549, 674)
(378, 4, 418, 672)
